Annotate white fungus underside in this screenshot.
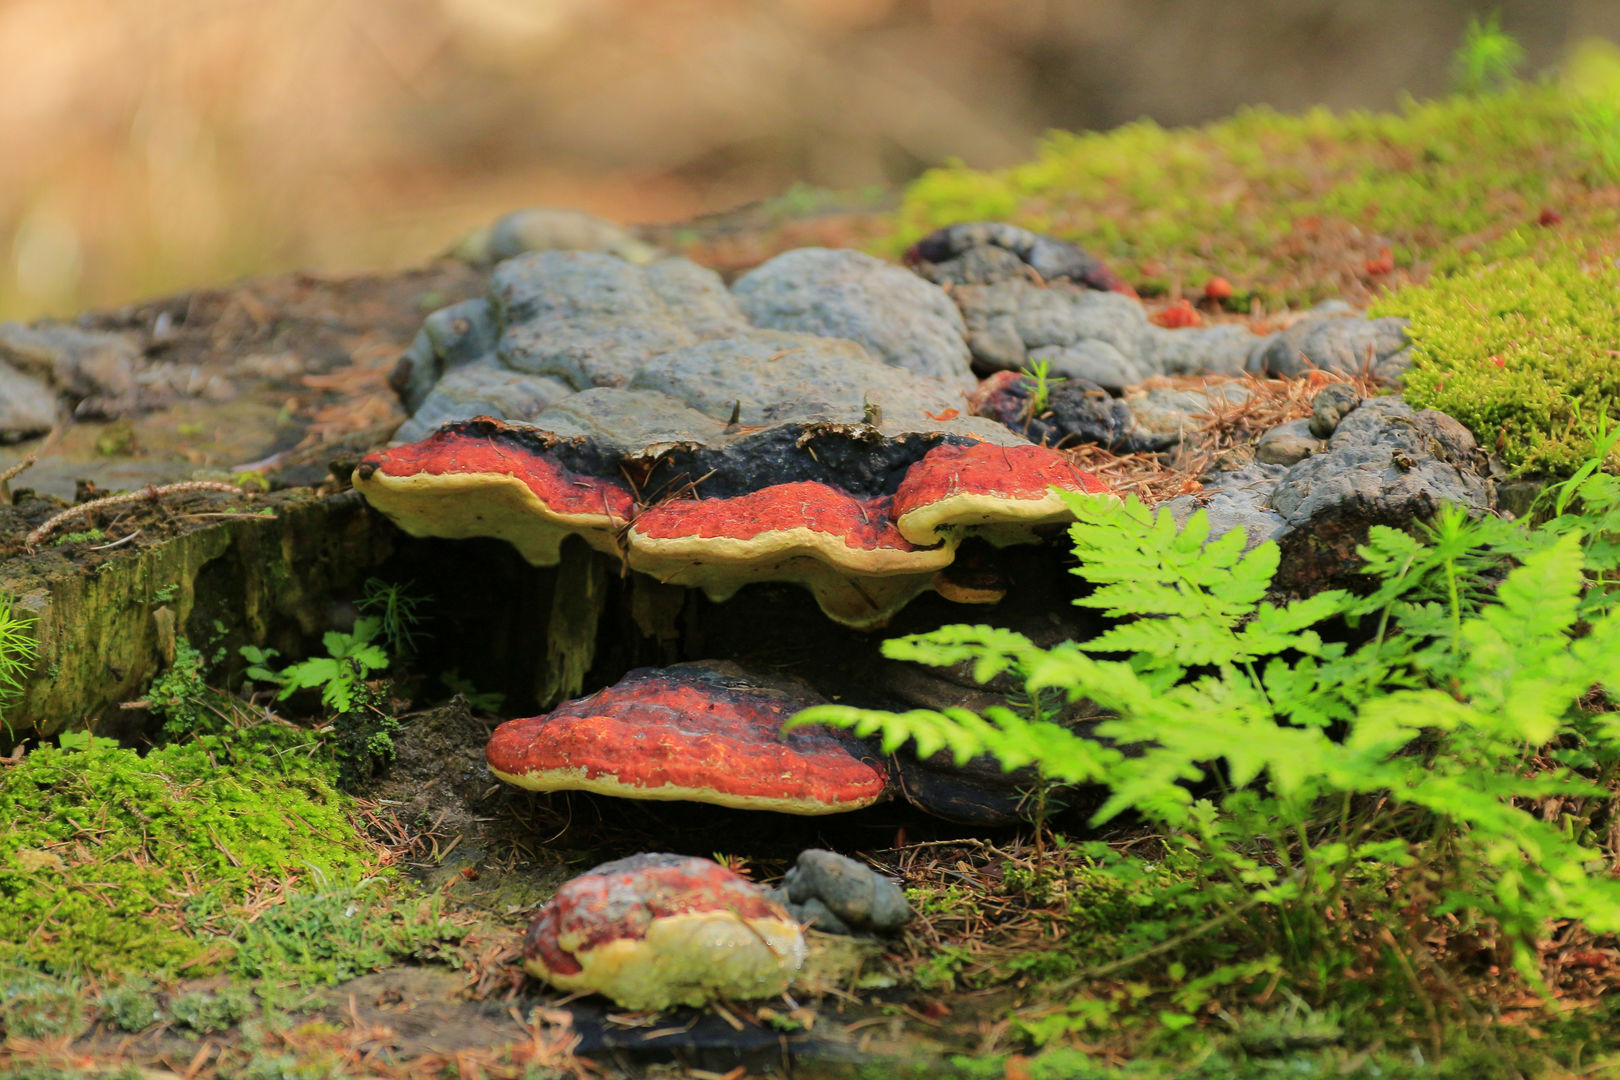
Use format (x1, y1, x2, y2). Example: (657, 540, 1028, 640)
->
(488, 764, 884, 815)
(354, 469, 623, 566)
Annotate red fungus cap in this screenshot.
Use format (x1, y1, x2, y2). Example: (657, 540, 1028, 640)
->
(523, 852, 805, 1009)
(353, 417, 632, 565)
(891, 442, 1110, 546)
(487, 662, 890, 814)
(627, 482, 953, 628)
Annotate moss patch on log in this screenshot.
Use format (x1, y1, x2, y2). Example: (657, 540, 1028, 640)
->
(0, 727, 369, 976)
(1, 491, 392, 737)
(885, 74, 1620, 308)
(1369, 250, 1620, 475)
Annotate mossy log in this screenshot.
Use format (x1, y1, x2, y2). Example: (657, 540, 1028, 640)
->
(2, 491, 393, 737)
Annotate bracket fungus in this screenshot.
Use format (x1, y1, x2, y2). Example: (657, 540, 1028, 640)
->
(523, 853, 806, 1010)
(486, 662, 889, 814)
(352, 419, 632, 566)
(891, 441, 1110, 546)
(357, 416, 1110, 628)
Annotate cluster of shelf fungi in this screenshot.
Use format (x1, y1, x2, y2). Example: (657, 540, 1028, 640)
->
(353, 214, 1493, 1011)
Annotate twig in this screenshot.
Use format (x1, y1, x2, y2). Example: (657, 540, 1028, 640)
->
(89, 529, 141, 550)
(0, 454, 35, 506)
(25, 481, 245, 547)
(0, 455, 35, 487)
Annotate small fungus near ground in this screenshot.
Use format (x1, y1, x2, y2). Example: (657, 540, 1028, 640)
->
(486, 662, 889, 814)
(522, 853, 806, 1010)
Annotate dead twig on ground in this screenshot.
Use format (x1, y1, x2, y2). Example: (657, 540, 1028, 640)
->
(25, 480, 246, 547)
(0, 454, 35, 506)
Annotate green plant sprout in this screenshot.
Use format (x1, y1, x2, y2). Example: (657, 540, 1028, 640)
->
(1019, 358, 1065, 422)
(1450, 12, 1525, 97)
(439, 668, 505, 712)
(241, 617, 389, 713)
(0, 590, 38, 735)
(357, 577, 428, 658)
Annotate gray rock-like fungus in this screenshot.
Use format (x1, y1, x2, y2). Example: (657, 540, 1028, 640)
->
(1309, 382, 1362, 438)
(396, 361, 573, 445)
(1163, 464, 1290, 552)
(970, 371, 1142, 451)
(1248, 307, 1411, 380)
(453, 207, 658, 265)
(0, 321, 140, 402)
(390, 299, 499, 416)
(1255, 418, 1325, 466)
(1123, 381, 1255, 452)
(771, 849, 913, 936)
(1165, 396, 1492, 582)
(0, 358, 57, 442)
(1269, 397, 1491, 528)
(389, 246, 1014, 451)
(950, 277, 1256, 393)
(733, 248, 977, 390)
(906, 221, 1134, 294)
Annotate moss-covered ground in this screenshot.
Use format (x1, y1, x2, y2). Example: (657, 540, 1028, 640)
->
(887, 45, 1620, 311)
(876, 42, 1620, 476)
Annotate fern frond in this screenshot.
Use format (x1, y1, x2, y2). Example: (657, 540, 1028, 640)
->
(787, 703, 1119, 784)
(1061, 493, 1275, 631)
(878, 624, 1045, 684)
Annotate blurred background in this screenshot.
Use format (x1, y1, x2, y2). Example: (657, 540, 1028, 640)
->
(5, 0, 1619, 322)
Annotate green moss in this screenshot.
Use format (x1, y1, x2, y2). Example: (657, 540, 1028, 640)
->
(169, 985, 256, 1034)
(1371, 251, 1620, 474)
(229, 878, 464, 986)
(99, 980, 162, 1033)
(0, 972, 84, 1039)
(887, 81, 1620, 306)
(49, 529, 106, 546)
(0, 727, 374, 976)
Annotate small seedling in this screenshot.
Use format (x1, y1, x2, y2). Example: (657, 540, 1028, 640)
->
(1449, 12, 1525, 97)
(0, 590, 38, 735)
(241, 617, 389, 713)
(1018, 358, 1065, 422)
(357, 578, 429, 658)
